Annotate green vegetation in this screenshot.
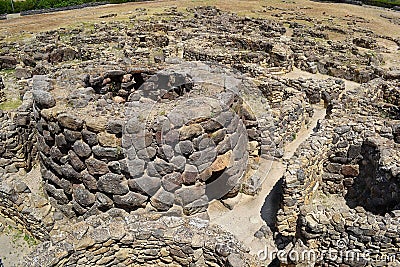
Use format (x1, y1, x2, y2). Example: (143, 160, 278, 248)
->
(1, 69, 15, 75)
(23, 233, 38, 246)
(0, 0, 150, 14)
(363, 0, 400, 8)
(0, 99, 22, 110)
(315, 0, 399, 8)
(4, 224, 38, 247)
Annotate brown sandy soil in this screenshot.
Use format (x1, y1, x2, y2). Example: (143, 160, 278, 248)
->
(0, 0, 400, 41)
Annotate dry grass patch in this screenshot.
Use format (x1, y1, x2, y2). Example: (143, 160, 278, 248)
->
(0, 0, 398, 39)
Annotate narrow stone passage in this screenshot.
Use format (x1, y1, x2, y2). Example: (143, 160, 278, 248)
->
(208, 71, 360, 265)
(208, 104, 326, 258)
(0, 168, 47, 266)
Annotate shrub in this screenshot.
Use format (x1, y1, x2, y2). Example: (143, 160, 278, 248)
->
(3, 0, 150, 14)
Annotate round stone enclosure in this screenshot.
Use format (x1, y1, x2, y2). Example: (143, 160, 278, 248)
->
(22, 213, 259, 267)
(34, 62, 272, 217)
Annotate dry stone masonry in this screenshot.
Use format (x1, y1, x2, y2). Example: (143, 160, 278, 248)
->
(0, 4, 399, 267)
(33, 62, 275, 218)
(276, 77, 400, 266)
(22, 212, 258, 267)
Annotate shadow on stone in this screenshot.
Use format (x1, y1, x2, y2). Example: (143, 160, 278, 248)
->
(261, 177, 283, 231)
(345, 141, 400, 215)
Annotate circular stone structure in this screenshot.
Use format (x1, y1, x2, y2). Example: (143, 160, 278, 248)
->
(22, 212, 259, 266)
(34, 61, 273, 218)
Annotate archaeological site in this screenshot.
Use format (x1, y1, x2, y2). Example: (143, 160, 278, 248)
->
(0, 0, 399, 266)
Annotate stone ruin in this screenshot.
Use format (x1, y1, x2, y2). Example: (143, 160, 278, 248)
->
(22, 213, 256, 267)
(34, 61, 274, 218)
(0, 5, 399, 267)
(0, 60, 274, 266)
(276, 78, 400, 266)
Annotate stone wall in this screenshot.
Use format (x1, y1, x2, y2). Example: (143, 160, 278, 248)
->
(290, 26, 385, 83)
(184, 41, 293, 74)
(276, 125, 330, 236)
(258, 77, 346, 160)
(297, 203, 400, 266)
(276, 77, 400, 266)
(32, 62, 276, 218)
(378, 80, 400, 120)
(268, 90, 312, 158)
(322, 124, 400, 190)
(0, 89, 53, 242)
(273, 78, 346, 236)
(0, 96, 36, 173)
(321, 80, 400, 197)
(292, 131, 400, 266)
(0, 76, 5, 102)
(0, 191, 50, 241)
(22, 212, 260, 267)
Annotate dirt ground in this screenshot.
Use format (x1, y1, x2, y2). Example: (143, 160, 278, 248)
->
(0, 222, 37, 267)
(0, 168, 43, 266)
(0, 0, 399, 40)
